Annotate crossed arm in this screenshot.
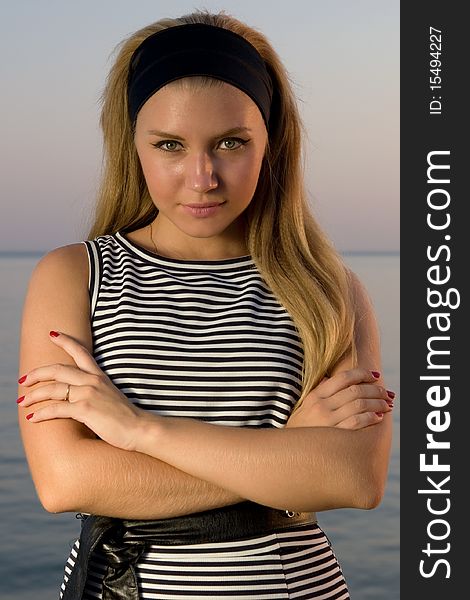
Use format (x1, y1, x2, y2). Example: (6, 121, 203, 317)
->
(17, 244, 392, 518)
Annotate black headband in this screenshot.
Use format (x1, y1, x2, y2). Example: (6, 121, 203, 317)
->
(127, 23, 274, 129)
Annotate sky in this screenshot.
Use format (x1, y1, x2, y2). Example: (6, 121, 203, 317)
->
(0, 0, 399, 253)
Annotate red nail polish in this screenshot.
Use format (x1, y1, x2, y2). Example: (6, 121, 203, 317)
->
(18, 375, 27, 384)
(387, 390, 396, 399)
(17, 396, 25, 404)
(376, 412, 384, 418)
(371, 371, 381, 379)
(49, 330, 60, 337)
(26, 413, 34, 420)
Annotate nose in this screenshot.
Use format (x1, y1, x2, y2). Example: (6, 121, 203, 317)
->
(185, 152, 218, 193)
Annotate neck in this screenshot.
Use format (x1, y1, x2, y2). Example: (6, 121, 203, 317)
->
(148, 216, 249, 260)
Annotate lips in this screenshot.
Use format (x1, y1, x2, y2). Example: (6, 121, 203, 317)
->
(181, 202, 226, 218)
(183, 202, 225, 208)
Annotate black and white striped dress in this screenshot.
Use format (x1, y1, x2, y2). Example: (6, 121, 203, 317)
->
(60, 230, 350, 600)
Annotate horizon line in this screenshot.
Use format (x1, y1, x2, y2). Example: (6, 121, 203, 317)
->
(0, 249, 400, 257)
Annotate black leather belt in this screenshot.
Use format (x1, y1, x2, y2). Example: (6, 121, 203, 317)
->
(62, 501, 317, 600)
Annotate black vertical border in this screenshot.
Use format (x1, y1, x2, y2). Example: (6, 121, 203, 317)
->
(400, 2, 466, 597)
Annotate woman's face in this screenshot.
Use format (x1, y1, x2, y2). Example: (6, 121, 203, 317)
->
(133, 80, 268, 248)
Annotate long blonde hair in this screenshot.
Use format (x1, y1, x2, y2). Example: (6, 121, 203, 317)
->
(86, 9, 356, 409)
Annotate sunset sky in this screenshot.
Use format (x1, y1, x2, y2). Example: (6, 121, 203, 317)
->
(0, 0, 399, 252)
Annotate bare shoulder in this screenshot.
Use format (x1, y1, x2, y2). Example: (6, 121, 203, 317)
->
(25, 243, 90, 317)
(344, 267, 381, 366)
(31, 242, 89, 286)
(345, 267, 375, 318)
(20, 242, 92, 363)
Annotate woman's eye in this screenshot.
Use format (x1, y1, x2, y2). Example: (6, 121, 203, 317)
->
(153, 140, 181, 152)
(219, 138, 247, 150)
(152, 138, 247, 152)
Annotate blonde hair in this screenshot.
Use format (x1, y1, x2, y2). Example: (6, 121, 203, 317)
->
(87, 9, 356, 409)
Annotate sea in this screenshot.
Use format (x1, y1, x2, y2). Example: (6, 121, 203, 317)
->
(0, 251, 399, 600)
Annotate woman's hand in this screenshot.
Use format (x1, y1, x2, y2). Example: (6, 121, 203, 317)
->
(17, 331, 154, 451)
(286, 368, 394, 430)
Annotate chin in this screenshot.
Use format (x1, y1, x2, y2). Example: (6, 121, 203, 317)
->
(177, 213, 236, 231)
(181, 224, 230, 239)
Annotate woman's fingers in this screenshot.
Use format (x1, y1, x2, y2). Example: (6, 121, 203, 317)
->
(49, 330, 102, 374)
(329, 382, 391, 411)
(316, 368, 381, 398)
(48, 330, 102, 375)
(25, 401, 78, 424)
(24, 383, 147, 452)
(336, 411, 385, 430)
(334, 396, 391, 424)
(16, 330, 150, 451)
(19, 364, 91, 387)
(287, 367, 396, 430)
(18, 330, 105, 387)
(18, 382, 71, 407)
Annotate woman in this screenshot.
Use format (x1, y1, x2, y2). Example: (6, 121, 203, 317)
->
(17, 9, 393, 600)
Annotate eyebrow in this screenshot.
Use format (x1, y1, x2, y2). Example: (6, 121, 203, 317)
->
(146, 126, 252, 140)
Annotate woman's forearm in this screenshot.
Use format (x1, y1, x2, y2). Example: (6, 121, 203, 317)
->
(43, 436, 244, 518)
(137, 415, 392, 512)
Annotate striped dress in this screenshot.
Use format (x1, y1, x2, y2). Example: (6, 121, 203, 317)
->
(59, 230, 350, 600)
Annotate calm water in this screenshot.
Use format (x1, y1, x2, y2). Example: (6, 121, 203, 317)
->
(0, 252, 399, 600)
